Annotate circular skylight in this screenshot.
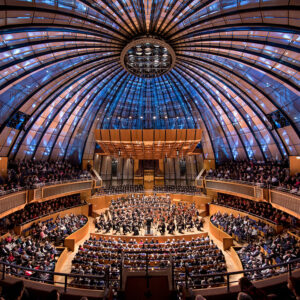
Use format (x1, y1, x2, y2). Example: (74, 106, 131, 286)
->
(121, 37, 176, 78)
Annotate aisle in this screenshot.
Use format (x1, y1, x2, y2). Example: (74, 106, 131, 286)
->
(54, 216, 95, 286)
(202, 216, 243, 285)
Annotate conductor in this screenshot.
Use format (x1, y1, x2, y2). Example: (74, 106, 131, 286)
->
(146, 217, 153, 234)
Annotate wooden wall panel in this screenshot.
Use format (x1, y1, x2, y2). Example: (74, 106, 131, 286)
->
(120, 130, 131, 141)
(166, 129, 176, 141)
(176, 129, 186, 141)
(110, 130, 120, 141)
(155, 130, 165, 141)
(143, 129, 154, 141)
(131, 130, 142, 141)
(0, 157, 7, 179)
(100, 130, 110, 141)
(290, 156, 300, 175)
(186, 129, 195, 140)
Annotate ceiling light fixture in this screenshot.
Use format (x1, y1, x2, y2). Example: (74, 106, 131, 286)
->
(121, 36, 176, 78)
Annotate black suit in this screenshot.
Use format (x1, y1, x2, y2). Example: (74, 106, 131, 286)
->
(146, 218, 153, 234)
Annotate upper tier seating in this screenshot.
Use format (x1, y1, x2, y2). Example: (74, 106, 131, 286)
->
(153, 185, 201, 194)
(103, 185, 144, 194)
(211, 212, 277, 242)
(0, 194, 85, 230)
(213, 194, 297, 227)
(0, 160, 91, 194)
(207, 160, 300, 193)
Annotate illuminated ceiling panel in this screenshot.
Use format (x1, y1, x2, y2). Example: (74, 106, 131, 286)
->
(0, 0, 299, 163)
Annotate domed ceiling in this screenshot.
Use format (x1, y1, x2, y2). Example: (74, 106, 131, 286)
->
(0, 0, 299, 163)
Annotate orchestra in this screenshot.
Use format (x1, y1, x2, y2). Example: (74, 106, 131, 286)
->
(95, 194, 204, 236)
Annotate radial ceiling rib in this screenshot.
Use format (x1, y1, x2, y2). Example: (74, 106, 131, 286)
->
(0, 0, 298, 163)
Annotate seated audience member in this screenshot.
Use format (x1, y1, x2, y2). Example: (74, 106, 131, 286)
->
(103, 185, 144, 194)
(238, 232, 300, 280)
(238, 277, 267, 300)
(71, 236, 227, 290)
(213, 194, 296, 227)
(288, 276, 300, 300)
(47, 289, 60, 300)
(1, 280, 29, 300)
(211, 212, 270, 242)
(0, 194, 84, 229)
(206, 159, 300, 193)
(0, 159, 91, 192)
(153, 185, 201, 195)
(30, 214, 88, 245)
(0, 214, 87, 284)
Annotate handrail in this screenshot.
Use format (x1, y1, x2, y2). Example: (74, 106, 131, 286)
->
(0, 254, 299, 292)
(184, 258, 300, 292)
(205, 177, 300, 196)
(195, 168, 206, 181)
(205, 176, 262, 187)
(32, 177, 92, 189)
(0, 178, 92, 194)
(17, 203, 86, 226)
(211, 202, 279, 225)
(0, 187, 26, 196)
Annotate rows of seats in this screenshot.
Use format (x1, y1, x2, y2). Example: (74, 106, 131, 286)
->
(71, 236, 227, 289)
(0, 194, 85, 231)
(0, 160, 91, 194)
(211, 212, 276, 242)
(0, 214, 87, 284)
(103, 185, 144, 194)
(213, 194, 297, 227)
(206, 160, 300, 193)
(237, 233, 300, 281)
(153, 185, 201, 194)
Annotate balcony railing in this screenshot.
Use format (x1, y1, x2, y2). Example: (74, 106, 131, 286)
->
(270, 188, 300, 216)
(0, 190, 27, 216)
(0, 255, 298, 293)
(31, 179, 93, 201)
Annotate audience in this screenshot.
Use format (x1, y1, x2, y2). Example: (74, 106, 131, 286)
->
(0, 235, 60, 283)
(206, 160, 300, 193)
(153, 185, 201, 194)
(1, 280, 29, 300)
(237, 277, 266, 300)
(103, 185, 144, 194)
(0, 214, 87, 284)
(46, 289, 60, 300)
(237, 232, 300, 281)
(211, 211, 275, 242)
(96, 195, 203, 236)
(213, 194, 297, 227)
(0, 160, 91, 193)
(71, 235, 226, 289)
(0, 194, 84, 230)
(30, 214, 88, 245)
(287, 276, 300, 300)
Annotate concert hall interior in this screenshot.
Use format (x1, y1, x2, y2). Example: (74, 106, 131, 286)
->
(0, 1, 299, 300)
